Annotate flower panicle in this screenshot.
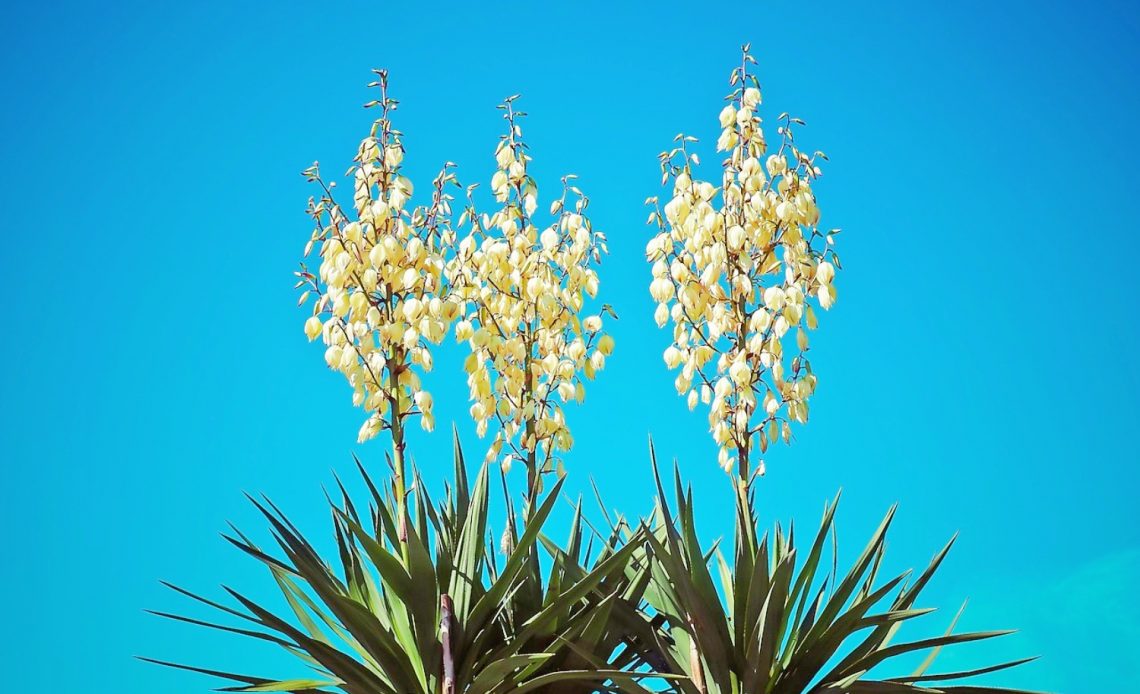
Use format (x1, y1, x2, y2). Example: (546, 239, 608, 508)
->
(645, 45, 841, 480)
(297, 71, 460, 444)
(297, 82, 614, 498)
(446, 97, 613, 495)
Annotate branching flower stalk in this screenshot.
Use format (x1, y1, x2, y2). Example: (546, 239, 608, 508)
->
(646, 44, 840, 496)
(447, 96, 613, 507)
(296, 69, 460, 553)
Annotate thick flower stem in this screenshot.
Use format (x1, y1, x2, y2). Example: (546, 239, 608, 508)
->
(736, 442, 759, 551)
(392, 416, 407, 541)
(523, 341, 540, 516)
(389, 352, 409, 564)
(440, 594, 455, 694)
(525, 437, 538, 514)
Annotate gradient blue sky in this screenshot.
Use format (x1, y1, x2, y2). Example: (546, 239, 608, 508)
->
(1, 2, 1138, 692)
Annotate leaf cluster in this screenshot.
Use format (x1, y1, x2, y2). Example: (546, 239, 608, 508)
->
(146, 439, 1038, 694)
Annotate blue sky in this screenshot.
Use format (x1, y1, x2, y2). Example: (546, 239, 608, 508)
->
(1, 1, 1138, 692)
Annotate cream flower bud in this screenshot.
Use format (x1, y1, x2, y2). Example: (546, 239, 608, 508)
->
(453, 320, 473, 342)
(719, 104, 737, 128)
(713, 421, 732, 446)
(384, 145, 403, 168)
(406, 237, 424, 262)
(729, 359, 751, 386)
(358, 416, 380, 443)
(818, 284, 834, 310)
(471, 327, 490, 348)
(557, 382, 576, 402)
(597, 334, 615, 356)
(734, 408, 749, 431)
(349, 290, 368, 315)
(718, 448, 733, 472)
(714, 377, 732, 399)
(333, 292, 351, 317)
(541, 227, 558, 251)
(324, 345, 342, 368)
(763, 286, 786, 310)
(764, 392, 779, 415)
(491, 170, 508, 195)
(649, 277, 675, 303)
(727, 225, 745, 250)
(716, 129, 736, 152)
(495, 144, 514, 169)
(568, 340, 587, 361)
(773, 315, 789, 338)
(402, 327, 419, 348)
(663, 345, 683, 369)
(805, 305, 818, 330)
(590, 350, 606, 371)
(403, 298, 423, 322)
(339, 348, 356, 371)
(362, 268, 378, 291)
(583, 315, 602, 333)
(304, 316, 323, 341)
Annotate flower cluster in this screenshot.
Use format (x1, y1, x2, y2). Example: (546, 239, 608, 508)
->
(645, 46, 841, 480)
(295, 76, 614, 504)
(296, 70, 460, 447)
(447, 96, 613, 495)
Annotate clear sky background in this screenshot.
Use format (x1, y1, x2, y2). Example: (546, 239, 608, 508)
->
(1, 2, 1138, 692)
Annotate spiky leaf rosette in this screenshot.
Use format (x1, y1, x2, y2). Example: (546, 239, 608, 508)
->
(630, 444, 1040, 694)
(144, 436, 664, 694)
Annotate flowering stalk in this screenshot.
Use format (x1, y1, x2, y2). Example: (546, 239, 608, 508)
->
(440, 593, 455, 694)
(646, 44, 840, 494)
(447, 96, 613, 507)
(296, 69, 460, 554)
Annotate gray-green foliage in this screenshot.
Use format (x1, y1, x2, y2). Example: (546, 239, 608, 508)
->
(145, 434, 660, 694)
(145, 438, 1038, 694)
(630, 443, 1040, 694)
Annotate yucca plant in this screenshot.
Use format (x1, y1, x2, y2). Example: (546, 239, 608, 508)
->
(621, 445, 1038, 694)
(634, 44, 1040, 693)
(145, 46, 1042, 694)
(144, 435, 662, 693)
